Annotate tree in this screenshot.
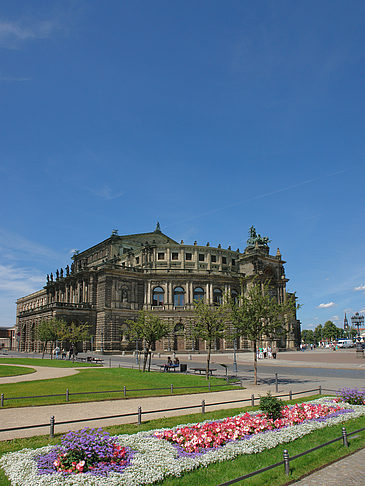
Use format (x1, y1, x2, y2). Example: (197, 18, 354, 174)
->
(301, 329, 315, 344)
(57, 322, 90, 355)
(126, 311, 169, 372)
(37, 318, 64, 358)
(228, 281, 298, 385)
(322, 321, 339, 341)
(313, 324, 323, 343)
(192, 299, 228, 379)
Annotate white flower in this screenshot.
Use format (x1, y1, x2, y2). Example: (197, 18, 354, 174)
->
(1, 397, 364, 485)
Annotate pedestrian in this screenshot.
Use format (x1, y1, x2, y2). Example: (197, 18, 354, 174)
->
(68, 347, 73, 360)
(61, 348, 66, 360)
(53, 346, 60, 359)
(263, 347, 267, 358)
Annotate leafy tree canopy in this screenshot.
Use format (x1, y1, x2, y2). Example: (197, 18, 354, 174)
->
(126, 311, 169, 372)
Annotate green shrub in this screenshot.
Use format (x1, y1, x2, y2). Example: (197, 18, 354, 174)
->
(259, 392, 284, 420)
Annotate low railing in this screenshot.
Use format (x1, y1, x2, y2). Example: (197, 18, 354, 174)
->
(218, 425, 365, 485)
(0, 387, 323, 437)
(0, 382, 235, 407)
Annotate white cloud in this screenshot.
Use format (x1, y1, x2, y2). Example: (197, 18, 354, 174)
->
(0, 228, 60, 262)
(332, 315, 339, 321)
(354, 285, 365, 291)
(0, 264, 44, 296)
(88, 184, 124, 200)
(317, 302, 335, 308)
(0, 74, 31, 82)
(0, 19, 55, 48)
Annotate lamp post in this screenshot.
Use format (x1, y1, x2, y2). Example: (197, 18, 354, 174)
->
(233, 336, 238, 374)
(100, 331, 104, 354)
(351, 312, 364, 355)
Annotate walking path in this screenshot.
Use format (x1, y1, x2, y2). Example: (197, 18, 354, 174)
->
(0, 363, 81, 383)
(293, 447, 365, 485)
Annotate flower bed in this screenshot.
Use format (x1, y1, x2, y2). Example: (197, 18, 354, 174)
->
(153, 402, 347, 453)
(1, 397, 365, 486)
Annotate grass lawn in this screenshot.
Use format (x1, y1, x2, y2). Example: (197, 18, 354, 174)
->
(0, 395, 364, 486)
(0, 358, 98, 368)
(0, 366, 35, 378)
(0, 367, 237, 408)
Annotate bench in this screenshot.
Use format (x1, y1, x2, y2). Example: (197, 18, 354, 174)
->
(76, 356, 104, 364)
(191, 367, 216, 376)
(159, 364, 178, 372)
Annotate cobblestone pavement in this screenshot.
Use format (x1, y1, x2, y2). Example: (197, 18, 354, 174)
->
(293, 448, 365, 485)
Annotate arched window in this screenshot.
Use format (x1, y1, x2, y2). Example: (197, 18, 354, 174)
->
(213, 288, 223, 305)
(173, 286, 185, 307)
(193, 287, 204, 302)
(231, 289, 239, 304)
(152, 286, 164, 306)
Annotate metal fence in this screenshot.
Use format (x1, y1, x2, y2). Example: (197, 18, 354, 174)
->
(0, 386, 324, 437)
(217, 425, 365, 485)
(0, 382, 235, 407)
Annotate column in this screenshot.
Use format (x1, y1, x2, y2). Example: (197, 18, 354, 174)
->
(186, 281, 190, 304)
(168, 282, 173, 307)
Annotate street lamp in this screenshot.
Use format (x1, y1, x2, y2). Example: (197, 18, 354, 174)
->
(100, 331, 104, 354)
(351, 312, 364, 355)
(233, 335, 238, 374)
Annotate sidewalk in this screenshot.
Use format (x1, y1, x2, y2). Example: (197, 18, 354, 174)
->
(293, 447, 365, 485)
(0, 385, 278, 440)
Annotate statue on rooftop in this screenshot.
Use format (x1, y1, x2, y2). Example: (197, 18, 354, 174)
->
(246, 226, 271, 248)
(155, 221, 161, 233)
(66, 265, 70, 276)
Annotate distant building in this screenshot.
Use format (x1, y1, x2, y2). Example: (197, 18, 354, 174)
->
(0, 326, 15, 351)
(16, 225, 301, 353)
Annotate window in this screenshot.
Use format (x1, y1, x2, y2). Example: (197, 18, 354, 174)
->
(231, 289, 239, 304)
(158, 252, 165, 260)
(185, 253, 192, 260)
(211, 255, 216, 262)
(136, 257, 139, 264)
(171, 252, 179, 260)
(232, 258, 235, 266)
(199, 254, 205, 262)
(193, 287, 204, 302)
(173, 286, 185, 306)
(222, 256, 227, 264)
(213, 288, 223, 305)
(152, 286, 164, 306)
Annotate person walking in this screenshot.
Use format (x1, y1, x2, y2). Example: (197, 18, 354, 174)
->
(53, 346, 60, 360)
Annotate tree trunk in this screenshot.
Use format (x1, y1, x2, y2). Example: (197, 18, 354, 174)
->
(253, 341, 258, 385)
(147, 350, 152, 372)
(206, 343, 211, 380)
(42, 342, 47, 359)
(142, 349, 148, 372)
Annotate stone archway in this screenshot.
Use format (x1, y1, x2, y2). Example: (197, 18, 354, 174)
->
(173, 322, 185, 351)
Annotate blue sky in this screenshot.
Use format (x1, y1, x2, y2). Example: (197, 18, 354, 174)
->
(1, 0, 365, 329)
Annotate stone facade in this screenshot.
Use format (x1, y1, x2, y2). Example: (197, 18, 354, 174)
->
(16, 225, 301, 353)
